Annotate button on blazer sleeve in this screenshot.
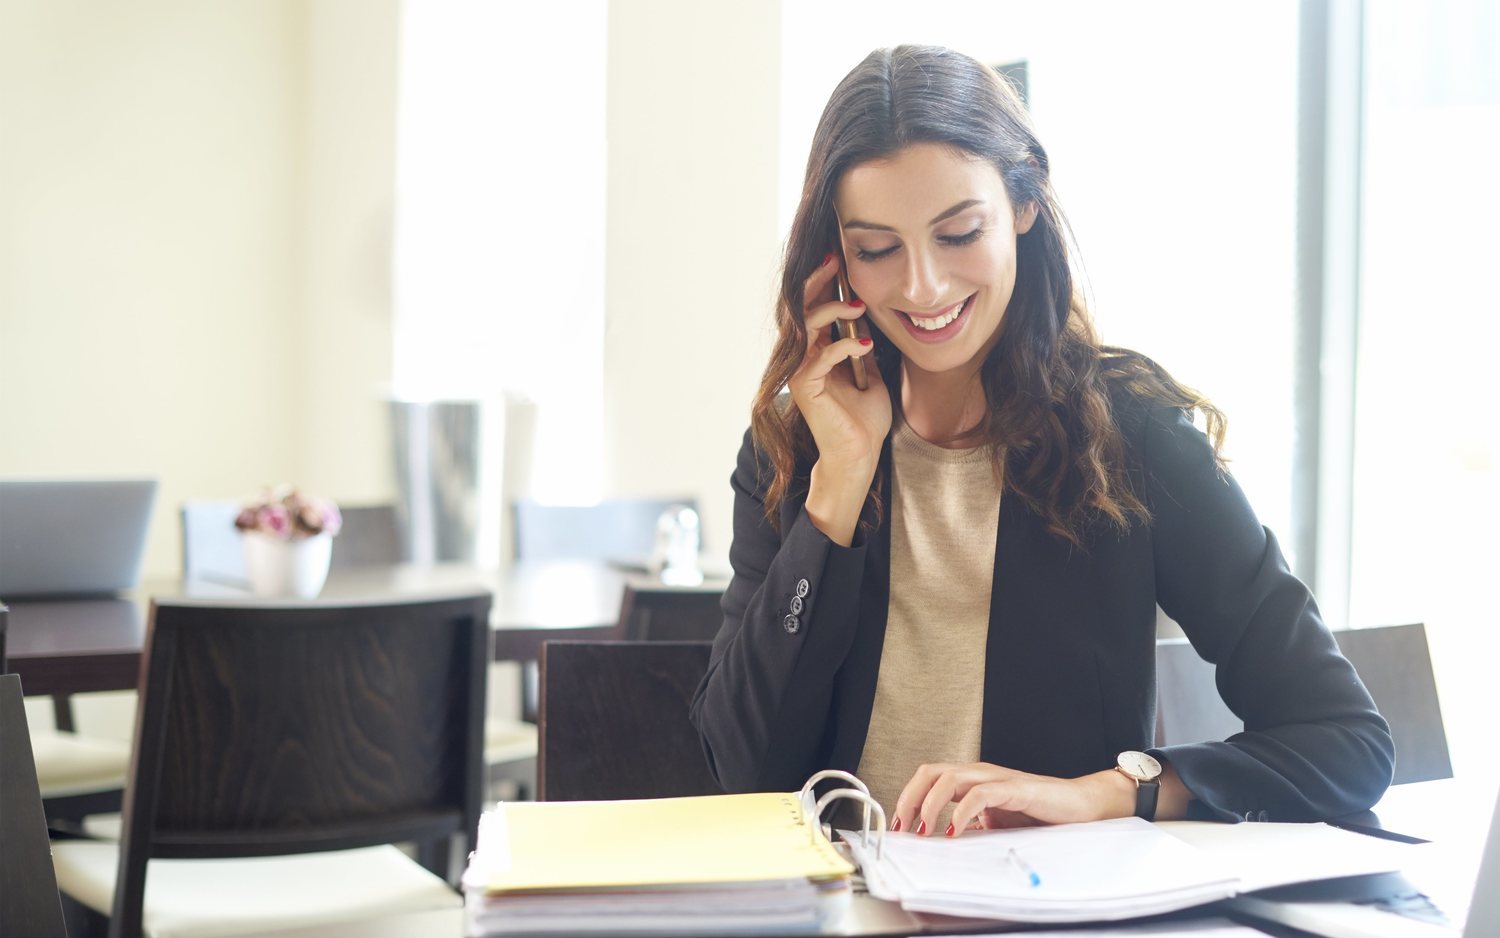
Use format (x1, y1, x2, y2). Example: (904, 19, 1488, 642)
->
(1143, 406, 1395, 821)
(689, 429, 868, 793)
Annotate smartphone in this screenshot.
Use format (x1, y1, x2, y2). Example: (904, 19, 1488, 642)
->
(832, 266, 869, 390)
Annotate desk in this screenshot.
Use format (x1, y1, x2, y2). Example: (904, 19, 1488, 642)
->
(3, 561, 729, 698)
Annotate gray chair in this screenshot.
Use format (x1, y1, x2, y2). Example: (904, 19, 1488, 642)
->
(1155, 623, 1450, 785)
(329, 504, 402, 569)
(513, 497, 699, 564)
(179, 500, 246, 586)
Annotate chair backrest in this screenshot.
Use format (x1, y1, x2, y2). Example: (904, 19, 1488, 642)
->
(0, 673, 68, 937)
(513, 497, 698, 563)
(1332, 623, 1451, 784)
(1155, 623, 1450, 785)
(179, 500, 246, 586)
(111, 592, 490, 935)
(617, 583, 724, 642)
(538, 641, 720, 801)
(329, 504, 403, 569)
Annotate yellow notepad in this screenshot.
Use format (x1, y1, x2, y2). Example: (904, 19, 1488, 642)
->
(476, 792, 854, 893)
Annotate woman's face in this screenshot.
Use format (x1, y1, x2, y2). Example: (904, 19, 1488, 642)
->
(833, 143, 1035, 379)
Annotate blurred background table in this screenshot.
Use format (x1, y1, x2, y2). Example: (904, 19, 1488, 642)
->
(4, 560, 729, 698)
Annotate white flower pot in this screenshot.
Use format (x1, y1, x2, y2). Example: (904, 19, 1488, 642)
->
(242, 532, 333, 599)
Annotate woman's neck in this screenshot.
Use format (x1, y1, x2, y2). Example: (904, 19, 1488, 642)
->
(899, 362, 989, 449)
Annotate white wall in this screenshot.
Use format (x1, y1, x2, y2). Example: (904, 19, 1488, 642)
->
(299, 0, 400, 504)
(601, 0, 785, 559)
(0, 0, 399, 577)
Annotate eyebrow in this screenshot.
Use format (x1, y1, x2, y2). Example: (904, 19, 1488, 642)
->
(841, 199, 985, 232)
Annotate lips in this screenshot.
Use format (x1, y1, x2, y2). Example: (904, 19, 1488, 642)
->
(896, 294, 974, 343)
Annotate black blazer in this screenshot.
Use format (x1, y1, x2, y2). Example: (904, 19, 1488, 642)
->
(689, 396, 1394, 822)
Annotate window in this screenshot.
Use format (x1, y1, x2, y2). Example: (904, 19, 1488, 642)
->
(1348, 0, 1500, 778)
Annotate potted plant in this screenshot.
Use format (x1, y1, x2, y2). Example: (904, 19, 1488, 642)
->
(234, 486, 342, 598)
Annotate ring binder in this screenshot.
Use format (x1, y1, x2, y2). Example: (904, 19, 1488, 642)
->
(797, 768, 885, 860)
(814, 789, 886, 861)
(461, 772, 865, 936)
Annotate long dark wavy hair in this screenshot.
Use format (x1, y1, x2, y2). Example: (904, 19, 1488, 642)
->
(751, 45, 1225, 545)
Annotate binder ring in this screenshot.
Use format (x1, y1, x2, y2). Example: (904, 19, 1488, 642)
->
(798, 770, 872, 836)
(812, 789, 886, 862)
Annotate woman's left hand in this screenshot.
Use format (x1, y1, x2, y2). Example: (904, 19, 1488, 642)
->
(892, 762, 1134, 836)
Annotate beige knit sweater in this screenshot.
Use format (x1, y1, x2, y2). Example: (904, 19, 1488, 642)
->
(855, 417, 1002, 824)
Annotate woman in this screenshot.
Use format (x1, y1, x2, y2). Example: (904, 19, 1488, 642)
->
(688, 45, 1392, 836)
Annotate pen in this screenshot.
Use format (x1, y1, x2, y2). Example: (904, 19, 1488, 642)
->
(1007, 847, 1042, 887)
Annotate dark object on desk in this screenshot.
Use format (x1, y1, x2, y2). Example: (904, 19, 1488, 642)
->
(513, 496, 698, 563)
(1156, 623, 1450, 785)
(1, 673, 68, 937)
(617, 582, 723, 641)
(51, 591, 491, 937)
(539, 640, 720, 801)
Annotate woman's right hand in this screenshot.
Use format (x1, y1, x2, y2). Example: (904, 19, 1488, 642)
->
(787, 255, 892, 545)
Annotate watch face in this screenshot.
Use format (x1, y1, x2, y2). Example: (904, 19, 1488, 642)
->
(1117, 750, 1162, 780)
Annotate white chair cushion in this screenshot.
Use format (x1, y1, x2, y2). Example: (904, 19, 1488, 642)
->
(81, 812, 124, 840)
(52, 842, 460, 938)
(484, 718, 537, 764)
(32, 730, 130, 798)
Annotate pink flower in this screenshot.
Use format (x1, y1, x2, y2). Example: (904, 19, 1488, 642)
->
(320, 502, 343, 537)
(237, 486, 342, 540)
(258, 503, 292, 538)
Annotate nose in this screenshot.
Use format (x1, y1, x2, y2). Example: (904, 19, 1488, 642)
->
(902, 246, 946, 310)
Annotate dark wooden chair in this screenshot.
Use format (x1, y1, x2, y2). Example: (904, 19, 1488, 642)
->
(538, 640, 721, 801)
(5, 597, 132, 830)
(50, 591, 491, 938)
(507, 497, 699, 735)
(1155, 623, 1450, 785)
(1, 672, 68, 938)
(617, 582, 724, 642)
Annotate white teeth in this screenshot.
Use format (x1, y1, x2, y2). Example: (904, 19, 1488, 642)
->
(909, 299, 966, 331)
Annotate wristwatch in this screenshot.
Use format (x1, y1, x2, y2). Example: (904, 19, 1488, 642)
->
(1115, 750, 1163, 821)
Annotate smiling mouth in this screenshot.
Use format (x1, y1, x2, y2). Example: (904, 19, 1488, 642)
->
(899, 295, 973, 331)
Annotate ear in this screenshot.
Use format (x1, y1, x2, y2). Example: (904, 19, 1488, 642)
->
(1015, 199, 1039, 235)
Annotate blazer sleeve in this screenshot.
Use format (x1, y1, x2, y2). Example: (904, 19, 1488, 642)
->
(688, 428, 869, 793)
(1143, 406, 1395, 821)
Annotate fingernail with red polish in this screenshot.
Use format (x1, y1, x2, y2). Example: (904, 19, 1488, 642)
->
(849, 299, 864, 308)
(858, 338, 872, 346)
(822, 253, 835, 267)
(945, 822, 956, 837)
(915, 819, 927, 836)
(890, 816, 901, 832)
